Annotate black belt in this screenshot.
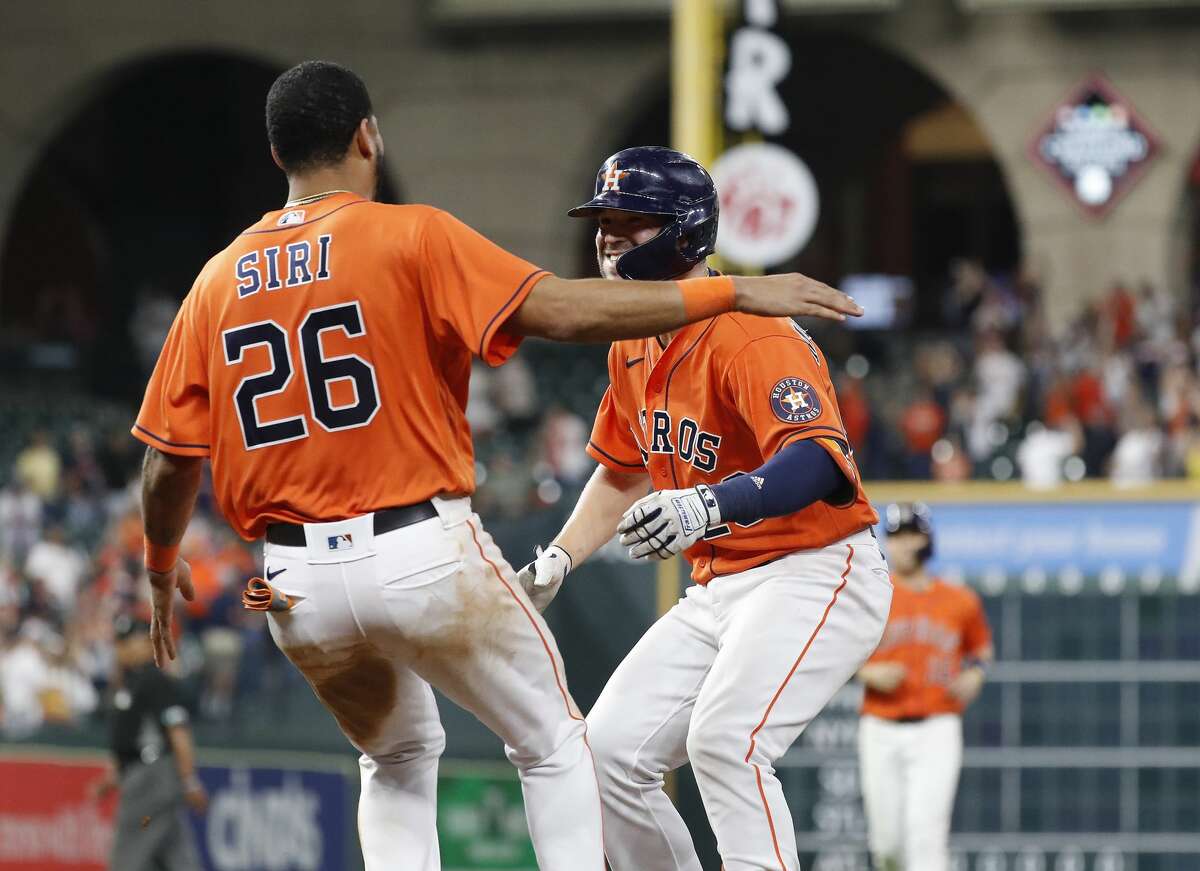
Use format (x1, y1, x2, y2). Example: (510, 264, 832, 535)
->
(265, 502, 438, 547)
(893, 715, 930, 724)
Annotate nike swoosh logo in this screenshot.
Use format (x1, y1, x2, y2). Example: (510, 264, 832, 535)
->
(266, 567, 287, 581)
(625, 357, 644, 368)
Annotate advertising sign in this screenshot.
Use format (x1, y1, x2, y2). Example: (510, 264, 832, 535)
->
(0, 758, 113, 871)
(877, 500, 1200, 589)
(438, 765, 536, 871)
(714, 1, 821, 268)
(191, 765, 346, 871)
(712, 142, 819, 268)
(1029, 74, 1160, 218)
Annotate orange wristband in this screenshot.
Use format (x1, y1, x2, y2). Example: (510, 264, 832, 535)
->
(144, 538, 180, 574)
(678, 276, 736, 320)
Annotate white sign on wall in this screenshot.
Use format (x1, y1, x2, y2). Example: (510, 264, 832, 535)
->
(712, 142, 819, 268)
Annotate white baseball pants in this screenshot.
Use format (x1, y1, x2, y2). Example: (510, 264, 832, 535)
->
(857, 713, 963, 871)
(587, 529, 892, 871)
(261, 496, 604, 871)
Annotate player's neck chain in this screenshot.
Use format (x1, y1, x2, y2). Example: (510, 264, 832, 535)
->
(284, 189, 355, 207)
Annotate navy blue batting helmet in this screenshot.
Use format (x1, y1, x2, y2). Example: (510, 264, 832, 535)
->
(568, 146, 719, 281)
(884, 501, 934, 562)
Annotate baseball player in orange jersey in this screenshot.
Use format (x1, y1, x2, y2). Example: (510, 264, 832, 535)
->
(516, 147, 894, 871)
(857, 503, 993, 871)
(133, 64, 863, 871)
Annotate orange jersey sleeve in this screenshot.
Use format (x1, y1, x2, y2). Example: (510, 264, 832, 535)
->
(587, 384, 647, 472)
(134, 285, 212, 457)
(417, 209, 549, 366)
(720, 329, 860, 505)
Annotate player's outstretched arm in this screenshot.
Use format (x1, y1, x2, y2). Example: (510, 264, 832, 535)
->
(508, 274, 862, 343)
(141, 446, 203, 666)
(517, 464, 649, 611)
(554, 464, 650, 564)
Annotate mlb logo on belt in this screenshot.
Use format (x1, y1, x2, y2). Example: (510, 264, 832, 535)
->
(328, 533, 354, 551)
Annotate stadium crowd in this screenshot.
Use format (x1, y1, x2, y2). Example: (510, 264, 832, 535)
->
(0, 263, 1197, 737)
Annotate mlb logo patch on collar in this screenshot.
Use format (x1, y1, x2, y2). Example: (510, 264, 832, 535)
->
(328, 533, 354, 551)
(278, 209, 306, 226)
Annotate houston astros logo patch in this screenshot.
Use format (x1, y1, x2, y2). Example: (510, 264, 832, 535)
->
(770, 377, 821, 423)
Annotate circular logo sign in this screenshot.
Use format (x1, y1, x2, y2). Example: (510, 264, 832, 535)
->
(712, 142, 819, 268)
(770, 377, 821, 423)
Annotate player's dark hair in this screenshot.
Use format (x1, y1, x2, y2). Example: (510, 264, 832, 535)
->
(266, 61, 373, 174)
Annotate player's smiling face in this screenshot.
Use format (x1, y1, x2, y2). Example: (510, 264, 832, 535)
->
(595, 209, 669, 280)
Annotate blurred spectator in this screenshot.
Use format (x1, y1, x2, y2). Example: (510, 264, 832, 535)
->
(537, 407, 592, 486)
(475, 451, 534, 519)
(1183, 426, 1200, 480)
(24, 525, 88, 613)
(14, 429, 61, 500)
(1016, 419, 1081, 490)
(943, 258, 988, 330)
(467, 362, 501, 438)
(899, 389, 946, 478)
(1110, 402, 1164, 488)
(0, 477, 42, 563)
(837, 374, 871, 453)
(0, 618, 97, 737)
(930, 436, 972, 482)
(493, 356, 541, 434)
(973, 331, 1024, 429)
(1100, 281, 1137, 349)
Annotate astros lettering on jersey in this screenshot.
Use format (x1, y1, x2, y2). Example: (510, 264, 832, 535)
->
(587, 311, 878, 583)
(133, 193, 548, 539)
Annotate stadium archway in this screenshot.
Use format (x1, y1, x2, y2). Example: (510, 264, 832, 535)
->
(0, 50, 401, 397)
(577, 26, 1020, 331)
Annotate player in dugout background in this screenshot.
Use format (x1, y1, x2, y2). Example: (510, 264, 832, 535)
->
(857, 502, 994, 871)
(132, 62, 866, 871)
(517, 146, 894, 871)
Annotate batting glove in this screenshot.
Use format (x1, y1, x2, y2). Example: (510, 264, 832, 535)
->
(516, 544, 573, 612)
(617, 485, 721, 561)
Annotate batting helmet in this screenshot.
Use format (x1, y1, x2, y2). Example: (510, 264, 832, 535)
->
(883, 501, 934, 563)
(568, 145, 719, 281)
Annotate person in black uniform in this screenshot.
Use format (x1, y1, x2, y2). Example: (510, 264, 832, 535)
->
(90, 615, 207, 870)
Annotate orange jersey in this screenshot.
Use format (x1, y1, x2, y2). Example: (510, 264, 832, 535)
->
(133, 193, 549, 540)
(586, 313, 877, 584)
(861, 579, 992, 720)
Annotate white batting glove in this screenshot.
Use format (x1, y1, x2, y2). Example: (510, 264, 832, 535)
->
(617, 485, 721, 561)
(516, 544, 573, 612)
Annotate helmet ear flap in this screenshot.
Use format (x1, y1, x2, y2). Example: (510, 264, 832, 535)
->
(615, 222, 692, 281)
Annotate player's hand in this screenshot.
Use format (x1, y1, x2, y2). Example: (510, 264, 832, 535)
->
(859, 662, 907, 694)
(148, 557, 195, 667)
(516, 545, 573, 612)
(618, 485, 720, 561)
(949, 665, 986, 706)
(733, 274, 863, 322)
(183, 778, 209, 815)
